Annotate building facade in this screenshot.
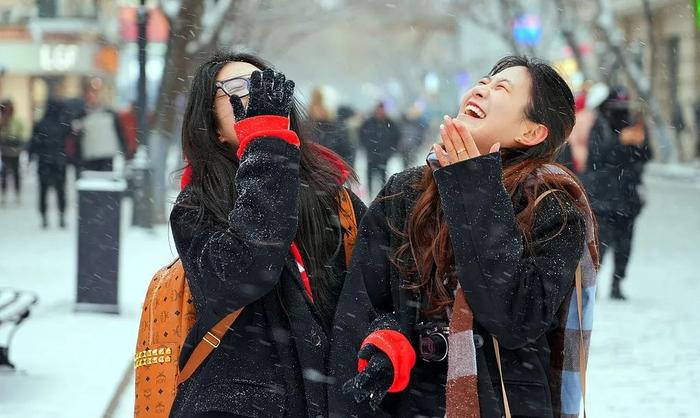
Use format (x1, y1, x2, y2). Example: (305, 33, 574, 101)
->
(0, 0, 120, 136)
(612, 0, 700, 159)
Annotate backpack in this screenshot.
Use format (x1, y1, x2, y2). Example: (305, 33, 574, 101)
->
(134, 188, 358, 417)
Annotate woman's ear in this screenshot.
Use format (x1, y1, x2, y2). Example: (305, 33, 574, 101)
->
(514, 122, 548, 147)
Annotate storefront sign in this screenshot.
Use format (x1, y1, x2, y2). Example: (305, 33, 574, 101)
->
(39, 44, 80, 71)
(0, 43, 101, 75)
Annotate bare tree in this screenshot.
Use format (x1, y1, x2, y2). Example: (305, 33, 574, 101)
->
(154, 0, 236, 142)
(552, 0, 590, 80)
(641, 0, 657, 98)
(452, 0, 523, 54)
(592, 0, 674, 161)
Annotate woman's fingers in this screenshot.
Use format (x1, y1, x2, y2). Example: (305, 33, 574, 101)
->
(273, 72, 289, 104)
(489, 142, 501, 154)
(433, 144, 450, 168)
(444, 116, 473, 161)
(229, 95, 246, 121)
(261, 68, 275, 95)
(249, 70, 263, 92)
(440, 120, 459, 163)
(281, 80, 295, 116)
(453, 119, 479, 157)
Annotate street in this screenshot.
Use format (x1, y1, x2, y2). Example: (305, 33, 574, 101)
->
(0, 163, 699, 417)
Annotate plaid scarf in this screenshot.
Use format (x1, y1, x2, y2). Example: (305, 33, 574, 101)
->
(445, 165, 598, 418)
(446, 286, 480, 417)
(541, 166, 599, 418)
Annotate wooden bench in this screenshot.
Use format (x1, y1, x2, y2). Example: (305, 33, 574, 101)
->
(0, 288, 38, 369)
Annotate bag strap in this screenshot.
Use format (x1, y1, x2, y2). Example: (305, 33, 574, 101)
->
(575, 265, 588, 417)
(177, 309, 242, 385)
(492, 337, 512, 418)
(338, 188, 358, 267)
(493, 191, 585, 418)
(533, 188, 561, 207)
(178, 188, 357, 386)
(491, 189, 561, 418)
(493, 266, 588, 418)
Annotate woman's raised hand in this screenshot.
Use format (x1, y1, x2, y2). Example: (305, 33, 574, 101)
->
(433, 115, 500, 167)
(342, 344, 394, 411)
(230, 69, 295, 121)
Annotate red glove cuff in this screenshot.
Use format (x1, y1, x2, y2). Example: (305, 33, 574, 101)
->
(234, 115, 300, 159)
(358, 330, 416, 393)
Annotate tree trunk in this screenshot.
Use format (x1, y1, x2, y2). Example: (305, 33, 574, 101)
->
(641, 0, 657, 100)
(146, 0, 205, 223)
(554, 0, 590, 80)
(497, 0, 524, 54)
(154, 0, 205, 142)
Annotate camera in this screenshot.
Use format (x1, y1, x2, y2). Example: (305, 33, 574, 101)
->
(417, 322, 450, 362)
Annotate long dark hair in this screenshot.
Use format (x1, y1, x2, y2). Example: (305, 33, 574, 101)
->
(179, 51, 353, 321)
(397, 56, 579, 315)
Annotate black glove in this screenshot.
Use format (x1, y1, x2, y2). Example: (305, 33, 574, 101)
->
(342, 344, 394, 411)
(230, 68, 295, 121)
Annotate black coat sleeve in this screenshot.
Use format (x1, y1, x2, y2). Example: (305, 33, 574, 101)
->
(332, 174, 406, 344)
(587, 117, 621, 169)
(110, 110, 128, 155)
(170, 137, 300, 318)
(329, 177, 401, 418)
(28, 125, 42, 159)
(433, 153, 586, 350)
(351, 177, 398, 317)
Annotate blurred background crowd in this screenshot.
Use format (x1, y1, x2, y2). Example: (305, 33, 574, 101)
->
(1, 0, 699, 219)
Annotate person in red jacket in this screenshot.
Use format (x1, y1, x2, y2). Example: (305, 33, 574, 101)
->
(169, 52, 365, 418)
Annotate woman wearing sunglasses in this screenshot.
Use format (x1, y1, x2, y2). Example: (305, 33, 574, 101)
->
(169, 52, 365, 418)
(330, 56, 598, 418)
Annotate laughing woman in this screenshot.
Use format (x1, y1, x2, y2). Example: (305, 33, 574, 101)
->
(330, 56, 599, 418)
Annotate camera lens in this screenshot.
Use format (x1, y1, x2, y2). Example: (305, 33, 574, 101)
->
(420, 332, 448, 362)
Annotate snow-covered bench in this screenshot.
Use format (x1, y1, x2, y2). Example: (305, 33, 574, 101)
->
(0, 288, 38, 369)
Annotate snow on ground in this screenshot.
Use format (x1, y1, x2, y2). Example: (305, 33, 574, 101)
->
(0, 161, 699, 418)
(0, 168, 177, 418)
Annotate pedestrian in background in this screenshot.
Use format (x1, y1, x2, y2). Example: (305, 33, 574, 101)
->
(584, 86, 651, 300)
(359, 102, 400, 197)
(399, 102, 427, 169)
(75, 89, 126, 173)
(304, 89, 355, 165)
(117, 102, 139, 161)
(332, 105, 357, 166)
(0, 100, 27, 205)
(695, 100, 700, 161)
(29, 99, 72, 228)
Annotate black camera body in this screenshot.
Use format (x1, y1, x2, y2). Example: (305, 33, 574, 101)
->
(416, 322, 450, 362)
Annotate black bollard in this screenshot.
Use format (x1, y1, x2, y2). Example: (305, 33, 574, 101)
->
(75, 171, 126, 314)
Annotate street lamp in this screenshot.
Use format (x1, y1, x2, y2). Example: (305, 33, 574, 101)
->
(131, 0, 153, 228)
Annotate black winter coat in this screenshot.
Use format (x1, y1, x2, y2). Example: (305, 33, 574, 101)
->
(169, 137, 365, 418)
(330, 153, 587, 418)
(583, 115, 651, 217)
(359, 116, 401, 163)
(309, 119, 355, 165)
(29, 113, 72, 180)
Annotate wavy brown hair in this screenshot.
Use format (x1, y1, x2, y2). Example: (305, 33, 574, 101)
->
(395, 56, 580, 315)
